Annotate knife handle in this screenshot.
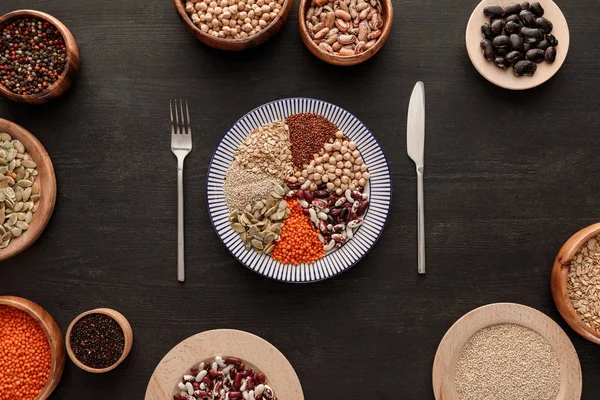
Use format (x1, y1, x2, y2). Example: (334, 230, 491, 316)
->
(417, 167, 426, 274)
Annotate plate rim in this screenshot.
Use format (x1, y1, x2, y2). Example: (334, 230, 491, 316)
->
(206, 97, 392, 283)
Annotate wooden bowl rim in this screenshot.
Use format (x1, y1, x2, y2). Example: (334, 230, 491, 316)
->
(551, 222, 600, 344)
(0, 118, 56, 262)
(65, 308, 133, 373)
(432, 302, 582, 400)
(172, 0, 294, 46)
(465, 0, 570, 90)
(0, 9, 79, 102)
(297, 0, 393, 66)
(0, 296, 65, 400)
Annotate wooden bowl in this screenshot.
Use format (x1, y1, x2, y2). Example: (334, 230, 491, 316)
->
(551, 222, 600, 344)
(466, 0, 570, 90)
(65, 308, 133, 373)
(173, 0, 294, 50)
(0, 296, 65, 400)
(298, 0, 393, 66)
(145, 329, 303, 400)
(432, 303, 582, 400)
(0, 10, 80, 104)
(0, 119, 56, 262)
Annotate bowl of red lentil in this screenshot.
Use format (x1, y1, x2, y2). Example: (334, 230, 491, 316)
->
(173, 0, 294, 50)
(0, 10, 80, 104)
(551, 222, 600, 345)
(65, 308, 133, 373)
(0, 296, 65, 400)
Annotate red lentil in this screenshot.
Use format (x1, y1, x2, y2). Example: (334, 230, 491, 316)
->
(286, 113, 338, 168)
(271, 199, 325, 265)
(0, 305, 51, 400)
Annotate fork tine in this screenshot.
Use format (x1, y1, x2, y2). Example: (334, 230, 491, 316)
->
(170, 101, 175, 135)
(174, 99, 180, 134)
(179, 99, 186, 133)
(185, 100, 191, 135)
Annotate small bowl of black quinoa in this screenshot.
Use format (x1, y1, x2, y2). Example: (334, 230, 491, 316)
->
(0, 10, 80, 104)
(66, 308, 133, 373)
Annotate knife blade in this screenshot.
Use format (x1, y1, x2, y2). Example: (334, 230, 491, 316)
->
(407, 82, 426, 274)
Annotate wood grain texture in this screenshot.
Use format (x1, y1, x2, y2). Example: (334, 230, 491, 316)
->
(466, 0, 570, 90)
(0, 0, 600, 398)
(0, 296, 65, 400)
(0, 10, 80, 104)
(551, 223, 600, 345)
(0, 118, 56, 262)
(432, 303, 582, 400)
(145, 329, 303, 399)
(297, 0, 393, 66)
(173, 0, 294, 50)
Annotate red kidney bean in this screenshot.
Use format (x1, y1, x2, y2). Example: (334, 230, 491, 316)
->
(190, 367, 200, 376)
(312, 199, 327, 208)
(238, 362, 245, 371)
(228, 392, 244, 399)
(357, 200, 369, 216)
(351, 190, 363, 200)
(314, 190, 329, 198)
(340, 207, 348, 221)
(329, 208, 342, 216)
(286, 181, 301, 189)
(327, 195, 338, 208)
(209, 369, 218, 379)
(256, 372, 266, 384)
(193, 381, 200, 389)
(202, 376, 214, 389)
(229, 368, 236, 379)
(296, 190, 305, 200)
(242, 368, 254, 377)
(303, 190, 313, 203)
(233, 372, 242, 389)
(246, 376, 255, 390)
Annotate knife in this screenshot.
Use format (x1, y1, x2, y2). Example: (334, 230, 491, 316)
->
(407, 82, 426, 274)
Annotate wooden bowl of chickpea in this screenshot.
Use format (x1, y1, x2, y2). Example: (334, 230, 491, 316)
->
(173, 0, 294, 50)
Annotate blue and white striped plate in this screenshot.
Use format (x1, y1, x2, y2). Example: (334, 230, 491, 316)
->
(207, 98, 391, 283)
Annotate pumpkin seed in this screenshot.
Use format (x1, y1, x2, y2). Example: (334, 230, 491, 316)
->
(21, 159, 36, 168)
(264, 243, 275, 255)
(251, 239, 264, 250)
(18, 180, 32, 188)
(13, 202, 23, 212)
(22, 187, 30, 202)
(30, 194, 40, 203)
(231, 223, 245, 233)
(0, 133, 10, 141)
(0, 239, 9, 249)
(274, 184, 286, 196)
(7, 214, 16, 226)
(25, 211, 32, 224)
(10, 227, 21, 237)
(15, 221, 28, 230)
(12, 141, 24, 154)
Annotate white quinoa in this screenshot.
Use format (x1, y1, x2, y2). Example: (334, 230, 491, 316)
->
(455, 324, 560, 400)
(223, 161, 281, 212)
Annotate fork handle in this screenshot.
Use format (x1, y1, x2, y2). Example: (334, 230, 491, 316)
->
(177, 157, 185, 282)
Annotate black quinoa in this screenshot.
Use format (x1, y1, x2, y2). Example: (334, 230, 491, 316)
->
(70, 313, 125, 369)
(0, 17, 67, 95)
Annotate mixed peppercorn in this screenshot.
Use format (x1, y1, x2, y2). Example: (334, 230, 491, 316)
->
(0, 17, 67, 95)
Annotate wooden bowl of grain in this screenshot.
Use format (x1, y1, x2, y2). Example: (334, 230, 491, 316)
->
(0, 296, 65, 400)
(551, 222, 600, 344)
(0, 119, 56, 262)
(0, 10, 80, 104)
(172, 0, 294, 50)
(298, 0, 393, 66)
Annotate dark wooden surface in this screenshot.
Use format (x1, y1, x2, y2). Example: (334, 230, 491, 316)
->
(1, 1, 598, 399)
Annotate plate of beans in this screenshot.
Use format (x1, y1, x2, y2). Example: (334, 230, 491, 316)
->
(207, 98, 391, 282)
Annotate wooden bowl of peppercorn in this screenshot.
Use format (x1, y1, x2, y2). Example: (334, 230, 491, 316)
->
(0, 296, 65, 400)
(0, 10, 80, 104)
(173, 0, 294, 50)
(66, 308, 133, 373)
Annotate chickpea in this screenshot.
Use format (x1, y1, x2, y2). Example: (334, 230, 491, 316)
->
(257, 0, 265, 5)
(333, 141, 341, 151)
(238, 1, 245, 8)
(269, 1, 277, 10)
(294, 170, 301, 178)
(244, 17, 251, 23)
(214, 6, 223, 14)
(335, 169, 343, 177)
(341, 176, 350, 184)
(343, 168, 352, 176)
(335, 154, 343, 162)
(340, 183, 348, 191)
(327, 165, 336, 173)
(308, 173, 314, 181)
(355, 156, 363, 164)
(186, 2, 195, 13)
(262, 13, 271, 21)
(362, 172, 371, 180)
(327, 173, 336, 181)
(334, 178, 341, 187)
(310, 159, 316, 167)
(314, 179, 322, 185)
(348, 141, 357, 150)
(248, 10, 255, 18)
(197, 2, 206, 10)
(298, 176, 306, 184)
(307, 165, 314, 174)
(322, 174, 329, 183)
(301, 170, 308, 178)
(353, 165, 361, 172)
(360, 164, 368, 172)
(349, 183, 356, 191)
(354, 171, 361, 180)
(358, 178, 366, 187)
(312, 173, 321, 181)
(201, 23, 209, 32)
(322, 153, 330, 162)
(239, 10, 248, 18)
(310, 183, 318, 191)
(336, 161, 344, 169)
(315, 157, 322, 165)
(324, 144, 333, 152)
(344, 161, 352, 169)
(343, 153, 351, 161)
(335, 131, 344, 139)
(212, 18, 220, 27)
(326, 182, 335, 191)
(315, 165, 324, 174)
(340, 146, 348, 155)
(207, 6, 215, 13)
(336, 188, 343, 196)
(288, 176, 297, 184)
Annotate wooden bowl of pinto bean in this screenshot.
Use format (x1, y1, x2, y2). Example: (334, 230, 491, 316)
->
(0, 296, 65, 400)
(298, 0, 393, 66)
(173, 0, 294, 50)
(0, 10, 80, 104)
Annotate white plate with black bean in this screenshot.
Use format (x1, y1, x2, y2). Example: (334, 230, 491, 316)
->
(207, 98, 391, 283)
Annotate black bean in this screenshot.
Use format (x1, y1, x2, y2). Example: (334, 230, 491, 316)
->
(492, 35, 510, 48)
(545, 46, 556, 63)
(491, 19, 506, 35)
(506, 14, 521, 23)
(520, 1, 530, 11)
(481, 39, 495, 60)
(497, 48, 508, 57)
(513, 60, 537, 76)
(546, 33, 559, 46)
(508, 33, 524, 51)
(506, 50, 525, 65)
(495, 56, 510, 68)
(536, 40, 549, 50)
(505, 21, 522, 34)
(526, 48, 546, 63)
(503, 3, 522, 15)
(481, 23, 494, 40)
(484, 5, 505, 17)
(519, 10, 536, 26)
(535, 17, 553, 34)
(523, 42, 533, 52)
(530, 1, 544, 17)
(521, 27, 543, 43)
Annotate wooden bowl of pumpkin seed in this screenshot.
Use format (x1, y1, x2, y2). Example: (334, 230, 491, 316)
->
(0, 119, 56, 262)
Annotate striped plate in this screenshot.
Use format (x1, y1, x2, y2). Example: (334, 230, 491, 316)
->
(207, 98, 391, 283)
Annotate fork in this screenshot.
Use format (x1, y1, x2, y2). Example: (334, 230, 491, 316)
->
(170, 100, 192, 282)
